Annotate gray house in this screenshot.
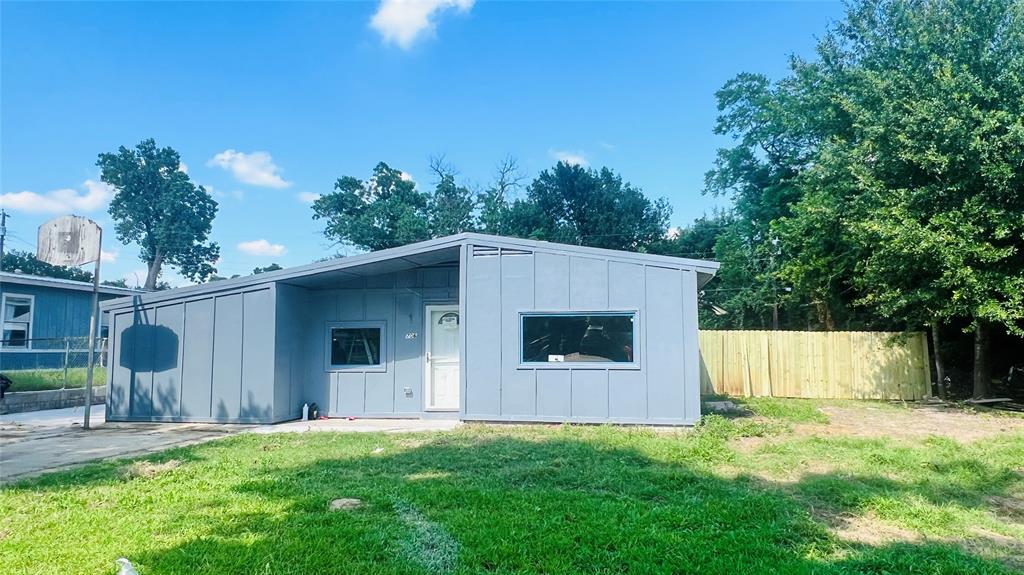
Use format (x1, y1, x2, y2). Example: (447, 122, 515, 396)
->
(102, 233, 718, 425)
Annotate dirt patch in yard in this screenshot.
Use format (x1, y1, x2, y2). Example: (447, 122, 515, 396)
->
(796, 405, 1024, 443)
(120, 459, 181, 479)
(814, 508, 921, 546)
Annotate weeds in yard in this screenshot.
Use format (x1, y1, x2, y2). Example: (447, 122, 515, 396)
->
(3, 367, 108, 392)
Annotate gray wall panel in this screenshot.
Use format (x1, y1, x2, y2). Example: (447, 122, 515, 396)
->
(571, 370, 608, 419)
(569, 256, 608, 310)
(499, 254, 535, 416)
(129, 308, 155, 417)
(211, 294, 243, 420)
(681, 270, 701, 424)
(536, 369, 571, 417)
(465, 254, 501, 415)
(608, 261, 645, 309)
(305, 292, 337, 411)
(338, 291, 365, 321)
(336, 372, 365, 414)
(608, 370, 646, 419)
(364, 291, 396, 413)
(108, 311, 133, 417)
(644, 266, 685, 420)
(241, 289, 275, 420)
(151, 303, 185, 418)
(393, 292, 423, 413)
(534, 252, 569, 309)
(180, 299, 215, 419)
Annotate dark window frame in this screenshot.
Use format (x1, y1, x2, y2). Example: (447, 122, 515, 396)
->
(324, 320, 387, 372)
(518, 311, 640, 370)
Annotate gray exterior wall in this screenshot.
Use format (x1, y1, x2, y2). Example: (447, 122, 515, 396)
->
(102, 234, 711, 425)
(461, 243, 702, 425)
(278, 266, 459, 418)
(105, 284, 290, 423)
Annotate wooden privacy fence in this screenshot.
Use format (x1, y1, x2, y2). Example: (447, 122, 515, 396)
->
(699, 330, 932, 400)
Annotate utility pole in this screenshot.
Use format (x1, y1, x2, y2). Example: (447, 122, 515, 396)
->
(0, 209, 8, 271)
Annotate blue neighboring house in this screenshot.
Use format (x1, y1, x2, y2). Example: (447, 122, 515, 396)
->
(0, 271, 143, 370)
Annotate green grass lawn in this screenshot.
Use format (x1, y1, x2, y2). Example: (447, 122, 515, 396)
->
(3, 367, 108, 392)
(1, 400, 1022, 574)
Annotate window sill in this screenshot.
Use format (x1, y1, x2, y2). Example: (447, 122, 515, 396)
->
(517, 362, 641, 371)
(325, 365, 388, 374)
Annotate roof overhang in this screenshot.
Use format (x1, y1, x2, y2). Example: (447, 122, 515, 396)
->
(0, 272, 144, 297)
(101, 233, 720, 311)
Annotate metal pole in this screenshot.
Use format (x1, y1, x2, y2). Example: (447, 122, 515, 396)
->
(0, 209, 8, 271)
(63, 337, 70, 390)
(83, 228, 102, 430)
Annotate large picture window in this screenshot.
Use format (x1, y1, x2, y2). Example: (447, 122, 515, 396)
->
(326, 322, 385, 370)
(521, 312, 636, 365)
(2, 294, 33, 349)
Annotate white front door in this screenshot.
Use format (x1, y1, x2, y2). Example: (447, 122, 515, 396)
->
(424, 305, 460, 411)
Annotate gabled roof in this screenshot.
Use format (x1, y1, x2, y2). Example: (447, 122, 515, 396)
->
(0, 271, 145, 296)
(101, 233, 719, 311)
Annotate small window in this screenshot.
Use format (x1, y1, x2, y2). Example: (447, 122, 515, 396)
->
(2, 294, 33, 349)
(327, 322, 385, 369)
(521, 312, 636, 364)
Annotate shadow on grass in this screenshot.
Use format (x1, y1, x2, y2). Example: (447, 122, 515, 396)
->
(67, 433, 1019, 574)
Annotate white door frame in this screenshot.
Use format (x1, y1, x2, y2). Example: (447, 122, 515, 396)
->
(424, 304, 460, 411)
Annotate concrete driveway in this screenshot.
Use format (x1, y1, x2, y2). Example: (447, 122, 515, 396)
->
(0, 405, 248, 484)
(0, 406, 461, 484)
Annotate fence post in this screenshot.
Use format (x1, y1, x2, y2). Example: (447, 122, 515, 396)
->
(63, 337, 70, 390)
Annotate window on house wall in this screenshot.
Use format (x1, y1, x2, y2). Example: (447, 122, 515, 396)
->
(2, 294, 33, 348)
(521, 312, 636, 364)
(327, 322, 384, 369)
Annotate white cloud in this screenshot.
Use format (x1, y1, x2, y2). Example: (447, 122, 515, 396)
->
(238, 239, 287, 257)
(101, 250, 119, 263)
(370, 0, 474, 49)
(178, 161, 189, 174)
(549, 149, 588, 167)
(0, 180, 114, 214)
(400, 171, 415, 182)
(665, 227, 681, 240)
(297, 192, 321, 203)
(207, 150, 292, 188)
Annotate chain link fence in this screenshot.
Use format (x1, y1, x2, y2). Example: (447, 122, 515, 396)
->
(0, 337, 108, 392)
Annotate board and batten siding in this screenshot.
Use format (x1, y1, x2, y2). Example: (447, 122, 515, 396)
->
(279, 266, 460, 418)
(106, 285, 288, 423)
(462, 244, 701, 425)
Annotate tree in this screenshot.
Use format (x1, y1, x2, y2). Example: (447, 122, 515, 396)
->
(514, 162, 672, 251)
(253, 263, 284, 275)
(477, 157, 526, 236)
(101, 278, 130, 288)
(803, 0, 1024, 396)
(0, 250, 94, 282)
(427, 157, 476, 236)
(98, 139, 220, 290)
(313, 162, 430, 251)
(705, 0, 1024, 396)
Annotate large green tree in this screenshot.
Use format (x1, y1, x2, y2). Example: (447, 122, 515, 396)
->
(315, 160, 673, 254)
(313, 162, 431, 251)
(98, 139, 220, 290)
(518, 162, 671, 251)
(705, 0, 1024, 395)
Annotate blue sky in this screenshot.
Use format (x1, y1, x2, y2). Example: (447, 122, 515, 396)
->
(0, 1, 843, 286)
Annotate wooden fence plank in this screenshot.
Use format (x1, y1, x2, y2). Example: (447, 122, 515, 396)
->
(698, 330, 931, 400)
